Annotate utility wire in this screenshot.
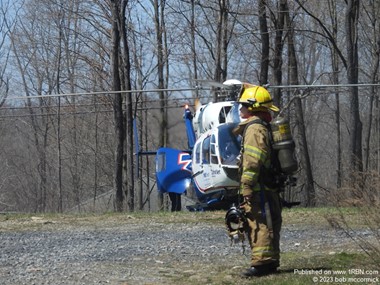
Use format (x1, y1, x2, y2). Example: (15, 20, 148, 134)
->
(0, 105, 193, 120)
(4, 87, 207, 101)
(0, 94, 212, 111)
(3, 83, 380, 101)
(266, 83, 380, 89)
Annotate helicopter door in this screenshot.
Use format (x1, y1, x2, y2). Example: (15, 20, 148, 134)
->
(209, 134, 222, 186)
(192, 135, 213, 193)
(200, 136, 212, 190)
(210, 134, 219, 165)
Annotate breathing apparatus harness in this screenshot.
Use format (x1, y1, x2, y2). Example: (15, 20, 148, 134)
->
(235, 116, 299, 194)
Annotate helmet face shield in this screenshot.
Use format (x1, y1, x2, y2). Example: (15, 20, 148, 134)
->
(239, 103, 251, 109)
(265, 103, 280, 112)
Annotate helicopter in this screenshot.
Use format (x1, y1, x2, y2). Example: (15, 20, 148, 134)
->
(154, 79, 245, 211)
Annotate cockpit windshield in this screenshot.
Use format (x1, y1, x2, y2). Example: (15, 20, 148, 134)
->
(225, 102, 241, 124)
(218, 123, 241, 166)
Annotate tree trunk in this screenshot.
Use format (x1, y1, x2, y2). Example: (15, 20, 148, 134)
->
(190, 0, 199, 98)
(213, 0, 229, 100)
(213, 0, 224, 88)
(346, 0, 363, 178)
(110, 0, 125, 212)
(329, 0, 343, 188)
(284, 0, 315, 206)
(363, 1, 380, 171)
(120, 0, 134, 212)
(258, 0, 269, 85)
(56, 28, 63, 213)
(154, 0, 169, 210)
(271, 0, 286, 107)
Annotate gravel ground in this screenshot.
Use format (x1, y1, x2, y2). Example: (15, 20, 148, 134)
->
(0, 214, 370, 285)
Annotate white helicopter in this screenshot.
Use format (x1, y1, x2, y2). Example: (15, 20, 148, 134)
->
(155, 79, 245, 211)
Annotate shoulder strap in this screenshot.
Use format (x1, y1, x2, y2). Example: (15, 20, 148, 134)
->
(242, 118, 282, 173)
(242, 118, 269, 138)
(241, 119, 270, 165)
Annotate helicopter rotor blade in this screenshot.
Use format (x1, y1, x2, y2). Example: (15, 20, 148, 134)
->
(193, 79, 226, 89)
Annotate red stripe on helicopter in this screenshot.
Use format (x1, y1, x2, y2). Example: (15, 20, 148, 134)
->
(193, 178, 236, 194)
(178, 153, 192, 173)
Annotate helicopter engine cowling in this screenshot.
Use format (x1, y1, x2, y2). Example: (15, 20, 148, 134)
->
(193, 101, 237, 138)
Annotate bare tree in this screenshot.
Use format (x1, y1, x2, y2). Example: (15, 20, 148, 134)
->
(346, 0, 363, 177)
(190, 0, 199, 96)
(213, 0, 228, 84)
(152, 0, 169, 210)
(0, 0, 15, 107)
(11, 0, 68, 212)
(109, 0, 125, 212)
(295, 0, 367, 187)
(361, 1, 380, 172)
(283, 0, 315, 206)
(119, 0, 134, 212)
(269, 0, 286, 108)
(258, 0, 269, 85)
(327, 0, 343, 189)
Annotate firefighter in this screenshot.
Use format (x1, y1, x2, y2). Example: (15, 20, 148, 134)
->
(233, 84, 282, 277)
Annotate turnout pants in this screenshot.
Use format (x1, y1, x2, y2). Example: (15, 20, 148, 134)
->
(241, 190, 282, 267)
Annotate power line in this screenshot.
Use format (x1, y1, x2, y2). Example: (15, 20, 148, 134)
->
(0, 94, 211, 113)
(4, 83, 380, 101)
(0, 105, 194, 120)
(266, 83, 380, 89)
(4, 87, 205, 101)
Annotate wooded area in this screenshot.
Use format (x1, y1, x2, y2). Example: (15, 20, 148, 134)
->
(0, 0, 379, 213)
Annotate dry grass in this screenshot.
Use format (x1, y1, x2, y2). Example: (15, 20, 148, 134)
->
(325, 171, 380, 267)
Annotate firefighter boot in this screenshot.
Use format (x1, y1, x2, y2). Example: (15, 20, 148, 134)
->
(241, 262, 279, 278)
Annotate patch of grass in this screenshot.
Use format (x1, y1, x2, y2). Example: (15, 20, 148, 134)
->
(0, 210, 225, 232)
(165, 252, 378, 285)
(282, 207, 363, 228)
(0, 207, 369, 232)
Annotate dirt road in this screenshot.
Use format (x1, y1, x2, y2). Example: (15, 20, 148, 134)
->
(0, 212, 368, 285)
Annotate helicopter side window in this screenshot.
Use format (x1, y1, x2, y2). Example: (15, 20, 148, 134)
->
(218, 124, 241, 165)
(202, 136, 210, 164)
(210, 135, 219, 164)
(156, 152, 166, 172)
(218, 106, 232, 124)
(195, 142, 201, 164)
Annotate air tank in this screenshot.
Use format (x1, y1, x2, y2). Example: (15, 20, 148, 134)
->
(270, 116, 298, 174)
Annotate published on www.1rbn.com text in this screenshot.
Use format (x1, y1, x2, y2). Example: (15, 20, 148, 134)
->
(294, 268, 379, 283)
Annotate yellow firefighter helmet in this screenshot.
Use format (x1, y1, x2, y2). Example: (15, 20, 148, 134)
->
(238, 84, 279, 112)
